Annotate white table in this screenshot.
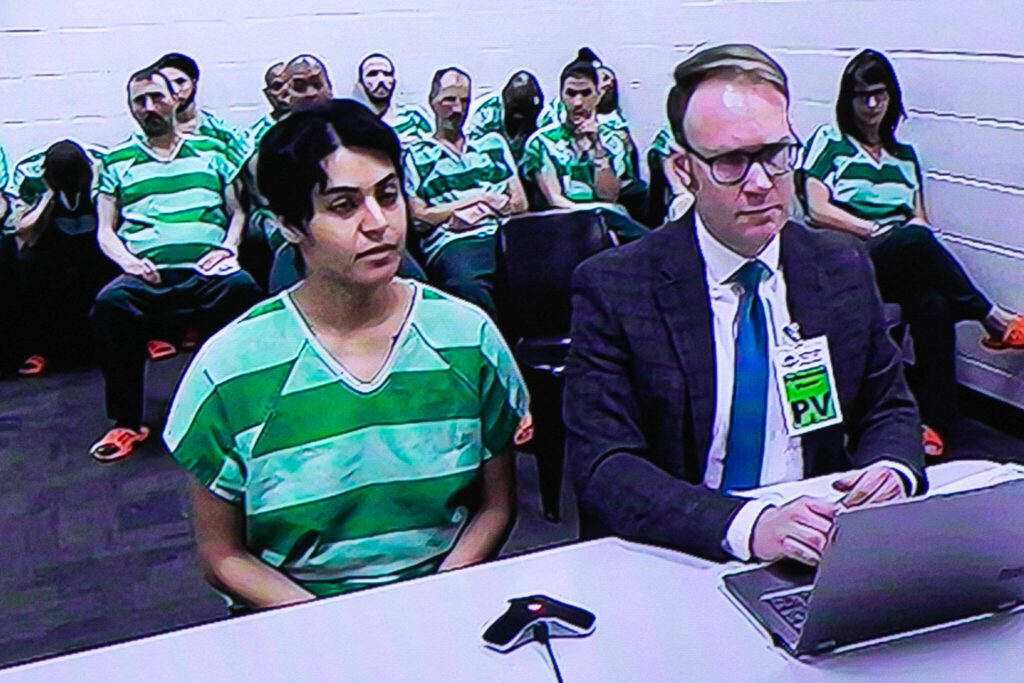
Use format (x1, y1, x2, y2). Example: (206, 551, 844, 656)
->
(4, 530, 1024, 682)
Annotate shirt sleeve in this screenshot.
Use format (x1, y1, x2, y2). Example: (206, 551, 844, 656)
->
(800, 125, 838, 181)
(521, 134, 545, 181)
(214, 144, 244, 186)
(722, 499, 776, 561)
(94, 154, 120, 199)
(0, 146, 9, 193)
(494, 136, 519, 190)
(401, 148, 424, 200)
(163, 357, 246, 503)
(478, 316, 530, 459)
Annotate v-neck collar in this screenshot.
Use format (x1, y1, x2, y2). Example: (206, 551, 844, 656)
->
(283, 279, 421, 394)
(849, 134, 887, 168)
(134, 133, 186, 163)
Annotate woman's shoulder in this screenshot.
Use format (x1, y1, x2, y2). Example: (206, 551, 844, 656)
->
(190, 293, 304, 382)
(410, 281, 498, 347)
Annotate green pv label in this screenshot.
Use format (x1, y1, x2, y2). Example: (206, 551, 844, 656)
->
(783, 365, 836, 428)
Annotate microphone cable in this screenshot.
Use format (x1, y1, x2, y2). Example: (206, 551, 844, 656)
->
(532, 623, 564, 683)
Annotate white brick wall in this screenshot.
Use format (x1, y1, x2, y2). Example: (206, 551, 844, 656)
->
(1, 0, 1021, 404)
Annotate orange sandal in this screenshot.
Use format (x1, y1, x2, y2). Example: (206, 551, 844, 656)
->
(89, 426, 151, 463)
(982, 316, 1024, 351)
(922, 425, 944, 459)
(18, 355, 47, 377)
(147, 339, 178, 361)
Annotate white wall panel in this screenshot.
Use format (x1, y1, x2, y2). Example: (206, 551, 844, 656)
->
(0, 0, 1021, 404)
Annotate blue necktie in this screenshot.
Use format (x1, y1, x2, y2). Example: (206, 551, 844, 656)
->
(722, 259, 770, 492)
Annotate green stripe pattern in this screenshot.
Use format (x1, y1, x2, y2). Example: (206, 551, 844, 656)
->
(4, 141, 107, 233)
(648, 126, 676, 162)
(537, 99, 631, 132)
(246, 112, 278, 154)
(402, 132, 518, 260)
(197, 109, 251, 169)
(800, 124, 920, 223)
(163, 282, 529, 597)
(95, 134, 241, 267)
(0, 144, 8, 234)
(389, 104, 434, 141)
(522, 120, 634, 202)
(467, 93, 504, 140)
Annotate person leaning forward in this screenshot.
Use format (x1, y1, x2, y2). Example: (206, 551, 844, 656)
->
(564, 44, 926, 567)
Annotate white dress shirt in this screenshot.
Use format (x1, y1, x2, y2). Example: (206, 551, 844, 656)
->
(693, 214, 916, 560)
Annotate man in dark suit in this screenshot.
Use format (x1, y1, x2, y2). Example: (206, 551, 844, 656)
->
(564, 44, 926, 567)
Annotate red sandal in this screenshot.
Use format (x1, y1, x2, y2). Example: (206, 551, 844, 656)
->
(18, 355, 47, 377)
(922, 425, 944, 459)
(982, 316, 1024, 351)
(147, 339, 178, 361)
(89, 426, 151, 463)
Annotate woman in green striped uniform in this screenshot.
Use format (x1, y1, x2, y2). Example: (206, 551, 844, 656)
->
(801, 49, 1023, 454)
(164, 100, 529, 609)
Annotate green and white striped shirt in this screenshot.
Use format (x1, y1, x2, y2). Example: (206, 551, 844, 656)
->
(467, 92, 536, 163)
(467, 93, 504, 140)
(386, 104, 434, 142)
(537, 99, 630, 132)
(522, 121, 634, 203)
(801, 124, 921, 226)
(8, 140, 107, 211)
(195, 109, 251, 169)
(648, 126, 678, 162)
(96, 134, 242, 268)
(402, 133, 519, 261)
(0, 144, 9, 196)
(246, 112, 279, 155)
(163, 281, 529, 597)
(1, 144, 11, 232)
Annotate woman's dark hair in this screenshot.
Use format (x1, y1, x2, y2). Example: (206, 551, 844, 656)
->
(836, 49, 906, 153)
(257, 99, 404, 231)
(560, 47, 600, 88)
(156, 52, 200, 82)
(43, 140, 92, 193)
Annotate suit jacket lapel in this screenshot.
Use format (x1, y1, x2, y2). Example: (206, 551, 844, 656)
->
(653, 218, 717, 472)
(781, 222, 828, 339)
(781, 222, 832, 474)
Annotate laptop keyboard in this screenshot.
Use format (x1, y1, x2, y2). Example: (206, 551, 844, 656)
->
(766, 590, 812, 631)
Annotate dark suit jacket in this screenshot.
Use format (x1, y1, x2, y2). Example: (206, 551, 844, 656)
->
(564, 216, 926, 562)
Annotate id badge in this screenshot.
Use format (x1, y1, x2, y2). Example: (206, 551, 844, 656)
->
(773, 335, 844, 436)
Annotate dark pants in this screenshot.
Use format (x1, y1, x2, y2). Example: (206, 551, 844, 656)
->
(0, 235, 20, 376)
(867, 225, 992, 432)
(16, 228, 116, 365)
(426, 236, 497, 318)
(90, 269, 263, 428)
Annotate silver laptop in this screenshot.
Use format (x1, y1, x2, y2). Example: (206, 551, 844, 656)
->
(722, 478, 1024, 656)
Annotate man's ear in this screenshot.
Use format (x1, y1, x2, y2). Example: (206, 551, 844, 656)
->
(666, 150, 696, 193)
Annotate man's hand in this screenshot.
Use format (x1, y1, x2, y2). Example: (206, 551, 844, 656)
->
(832, 465, 908, 508)
(197, 248, 236, 275)
(449, 202, 498, 231)
(575, 115, 599, 137)
(123, 256, 161, 285)
(750, 496, 839, 566)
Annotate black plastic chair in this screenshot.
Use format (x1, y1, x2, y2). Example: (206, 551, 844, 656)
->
(494, 209, 619, 522)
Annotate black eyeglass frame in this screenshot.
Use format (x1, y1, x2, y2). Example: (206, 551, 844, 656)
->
(677, 136, 803, 186)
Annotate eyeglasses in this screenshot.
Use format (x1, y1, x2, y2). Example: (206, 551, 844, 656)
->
(681, 140, 802, 186)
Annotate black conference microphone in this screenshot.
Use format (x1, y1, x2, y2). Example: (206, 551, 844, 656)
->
(482, 595, 596, 683)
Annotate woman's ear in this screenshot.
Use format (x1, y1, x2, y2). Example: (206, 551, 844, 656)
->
(279, 221, 306, 245)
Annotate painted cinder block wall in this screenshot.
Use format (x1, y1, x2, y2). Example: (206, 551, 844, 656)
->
(2, 0, 1021, 405)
